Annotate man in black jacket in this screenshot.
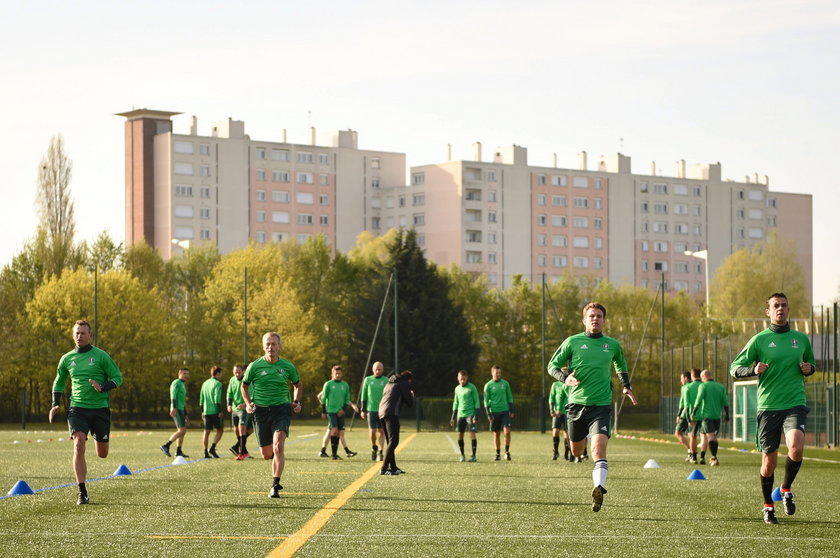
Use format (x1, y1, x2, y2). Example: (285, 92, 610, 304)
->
(378, 370, 414, 475)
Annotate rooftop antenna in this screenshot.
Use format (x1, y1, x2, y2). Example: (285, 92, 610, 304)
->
(619, 137, 624, 152)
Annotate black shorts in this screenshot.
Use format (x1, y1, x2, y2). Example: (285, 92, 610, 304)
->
(254, 404, 292, 448)
(172, 409, 187, 429)
(701, 419, 721, 435)
(232, 409, 253, 429)
(203, 414, 223, 430)
(675, 417, 689, 434)
(756, 405, 809, 454)
(691, 419, 702, 436)
(552, 415, 567, 431)
(488, 411, 511, 432)
(366, 411, 382, 430)
(565, 403, 611, 443)
(327, 413, 345, 430)
(457, 416, 477, 434)
(68, 407, 111, 442)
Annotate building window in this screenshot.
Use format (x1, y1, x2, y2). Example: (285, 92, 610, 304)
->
(673, 280, 689, 291)
(486, 170, 497, 182)
(417, 233, 425, 246)
(296, 192, 314, 204)
(256, 147, 266, 160)
(296, 234, 310, 244)
(654, 241, 669, 252)
(594, 178, 603, 189)
(537, 234, 547, 246)
(256, 210, 265, 223)
(465, 210, 482, 223)
(639, 182, 649, 193)
(256, 231, 266, 243)
(749, 228, 763, 238)
(271, 149, 289, 161)
(488, 211, 497, 223)
(413, 193, 425, 206)
(674, 204, 688, 215)
(675, 223, 689, 234)
(552, 255, 567, 267)
(573, 217, 589, 228)
(693, 206, 702, 216)
(552, 235, 567, 247)
(412, 173, 425, 185)
(641, 260, 649, 271)
(297, 152, 313, 163)
(174, 141, 193, 154)
(537, 254, 546, 267)
(737, 190, 745, 200)
(371, 199, 381, 209)
(594, 237, 603, 249)
(537, 194, 546, 206)
(200, 165, 210, 177)
(573, 256, 589, 268)
(537, 174, 547, 185)
(200, 228, 211, 240)
(594, 198, 602, 209)
(320, 194, 329, 205)
(654, 261, 668, 272)
(653, 222, 668, 233)
(693, 186, 702, 197)
(319, 154, 330, 165)
(297, 214, 314, 225)
(593, 218, 603, 229)
(297, 172, 314, 184)
(371, 217, 380, 229)
(466, 251, 482, 264)
(399, 196, 406, 207)
(199, 207, 210, 220)
(272, 170, 289, 183)
(272, 211, 290, 223)
(641, 222, 649, 233)
(467, 230, 482, 243)
(256, 169, 266, 181)
(256, 190, 266, 201)
(767, 216, 777, 226)
(552, 195, 566, 207)
(174, 163, 193, 176)
(537, 214, 547, 226)
(640, 202, 649, 213)
(413, 213, 425, 226)
(199, 143, 210, 155)
(174, 205, 193, 218)
(749, 208, 763, 220)
(675, 262, 689, 273)
(674, 184, 688, 196)
(654, 183, 668, 194)
(573, 176, 588, 188)
(488, 190, 497, 202)
(200, 186, 211, 199)
(673, 241, 688, 253)
(272, 232, 286, 242)
(641, 240, 649, 252)
(488, 252, 497, 264)
(371, 158, 381, 169)
(573, 236, 589, 248)
(371, 178, 380, 189)
(320, 174, 329, 185)
(574, 197, 589, 208)
(488, 232, 497, 244)
(552, 175, 567, 186)
(320, 215, 329, 226)
(551, 215, 567, 227)
(694, 224, 703, 235)
(767, 198, 777, 208)
(272, 191, 290, 203)
(748, 190, 764, 201)
(654, 203, 668, 214)
(594, 257, 603, 269)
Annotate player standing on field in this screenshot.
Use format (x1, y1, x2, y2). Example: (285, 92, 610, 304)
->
(484, 365, 514, 461)
(49, 319, 123, 505)
(674, 371, 693, 461)
(547, 302, 637, 512)
(226, 364, 254, 459)
(241, 332, 302, 498)
(691, 369, 729, 466)
(730, 292, 815, 525)
(360, 361, 388, 461)
(199, 366, 224, 459)
(160, 368, 190, 458)
(549, 379, 570, 461)
(320, 365, 359, 460)
(451, 370, 480, 462)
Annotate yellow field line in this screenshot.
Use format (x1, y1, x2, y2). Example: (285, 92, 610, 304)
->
(267, 432, 417, 558)
(148, 535, 286, 540)
(298, 471, 357, 475)
(248, 492, 339, 496)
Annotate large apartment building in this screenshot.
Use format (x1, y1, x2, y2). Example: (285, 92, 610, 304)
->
(119, 109, 812, 301)
(118, 109, 404, 259)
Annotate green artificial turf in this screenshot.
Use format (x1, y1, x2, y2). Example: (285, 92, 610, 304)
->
(1, 425, 838, 557)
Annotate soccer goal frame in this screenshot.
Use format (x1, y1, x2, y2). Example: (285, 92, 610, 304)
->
(732, 380, 758, 442)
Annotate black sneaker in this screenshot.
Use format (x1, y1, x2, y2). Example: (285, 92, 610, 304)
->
(318, 449, 329, 458)
(371, 449, 378, 461)
(331, 454, 342, 460)
(763, 506, 778, 524)
(268, 484, 283, 498)
(345, 449, 357, 457)
(591, 485, 607, 512)
(204, 451, 211, 459)
(77, 492, 90, 505)
(176, 451, 189, 459)
(160, 445, 171, 457)
(229, 445, 239, 457)
(494, 454, 501, 461)
(699, 457, 706, 465)
(552, 451, 559, 461)
(505, 452, 511, 461)
(782, 491, 796, 515)
(209, 448, 220, 458)
(381, 469, 398, 475)
(392, 468, 406, 475)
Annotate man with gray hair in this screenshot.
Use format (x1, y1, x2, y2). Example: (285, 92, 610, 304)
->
(242, 332, 302, 498)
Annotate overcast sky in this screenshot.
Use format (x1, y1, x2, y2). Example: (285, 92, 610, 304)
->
(1, 0, 837, 305)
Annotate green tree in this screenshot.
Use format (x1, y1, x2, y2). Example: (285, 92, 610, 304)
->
(86, 231, 124, 272)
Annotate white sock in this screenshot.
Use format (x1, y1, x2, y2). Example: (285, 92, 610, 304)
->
(593, 459, 608, 488)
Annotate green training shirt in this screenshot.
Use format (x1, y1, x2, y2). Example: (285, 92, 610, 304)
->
(483, 379, 513, 413)
(199, 377, 223, 414)
(678, 382, 692, 419)
(322, 379, 351, 414)
(730, 327, 815, 411)
(53, 345, 123, 409)
(692, 380, 728, 420)
(547, 332, 629, 406)
(549, 381, 569, 414)
(170, 379, 186, 410)
(227, 376, 245, 409)
(243, 356, 300, 406)
(452, 382, 480, 418)
(361, 374, 388, 412)
(685, 380, 701, 417)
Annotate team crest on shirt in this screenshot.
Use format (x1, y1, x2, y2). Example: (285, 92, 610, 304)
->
(602, 344, 610, 352)
(792, 339, 798, 347)
(89, 357, 95, 365)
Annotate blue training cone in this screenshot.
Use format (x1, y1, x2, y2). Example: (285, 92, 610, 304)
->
(687, 469, 706, 480)
(113, 464, 132, 476)
(771, 486, 783, 502)
(8, 480, 35, 496)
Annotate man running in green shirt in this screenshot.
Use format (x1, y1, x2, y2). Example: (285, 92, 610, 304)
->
(549, 380, 570, 461)
(674, 371, 693, 461)
(451, 370, 480, 462)
(360, 361, 388, 461)
(548, 302, 637, 512)
(484, 365, 514, 461)
(49, 320, 123, 505)
(730, 292, 816, 525)
(685, 368, 703, 463)
(200, 366, 224, 459)
(227, 364, 253, 460)
(320, 365, 359, 460)
(242, 332, 302, 498)
(160, 368, 190, 458)
(691, 369, 729, 466)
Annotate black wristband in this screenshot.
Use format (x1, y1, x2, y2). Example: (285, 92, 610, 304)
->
(100, 380, 117, 392)
(617, 372, 631, 390)
(52, 392, 62, 407)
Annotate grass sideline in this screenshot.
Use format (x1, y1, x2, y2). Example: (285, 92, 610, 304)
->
(1, 426, 839, 558)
